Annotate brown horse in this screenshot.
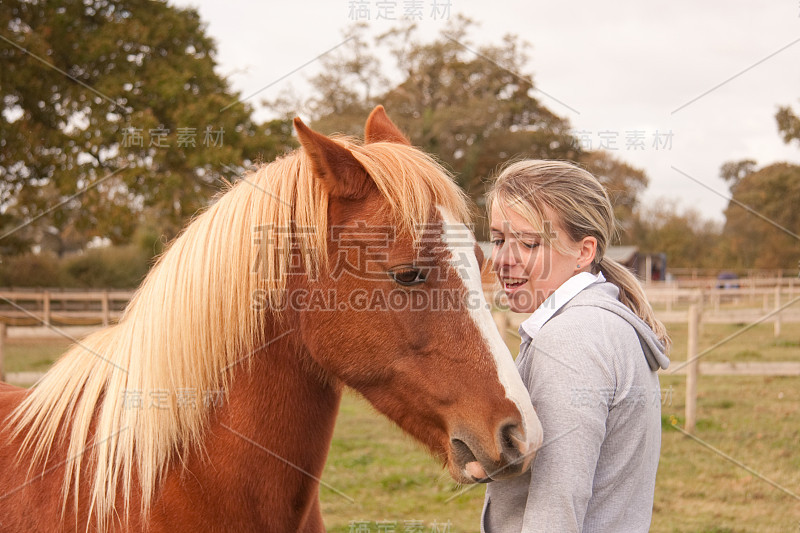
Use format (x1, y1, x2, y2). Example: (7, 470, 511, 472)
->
(0, 107, 542, 532)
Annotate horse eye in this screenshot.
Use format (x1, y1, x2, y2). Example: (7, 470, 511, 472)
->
(390, 267, 426, 286)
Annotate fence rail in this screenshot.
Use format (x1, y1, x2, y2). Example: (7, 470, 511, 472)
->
(666, 362, 800, 376)
(0, 289, 134, 327)
(665, 271, 799, 285)
(1, 287, 799, 433)
(491, 291, 799, 434)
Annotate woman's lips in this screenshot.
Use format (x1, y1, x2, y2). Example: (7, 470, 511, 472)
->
(501, 278, 528, 292)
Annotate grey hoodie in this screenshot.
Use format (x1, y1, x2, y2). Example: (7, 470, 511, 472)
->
(482, 281, 669, 533)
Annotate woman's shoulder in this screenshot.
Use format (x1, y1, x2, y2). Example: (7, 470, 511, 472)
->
(541, 284, 634, 337)
(527, 309, 617, 392)
(533, 284, 643, 366)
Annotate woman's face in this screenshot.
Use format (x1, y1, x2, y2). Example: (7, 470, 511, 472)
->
(490, 201, 586, 314)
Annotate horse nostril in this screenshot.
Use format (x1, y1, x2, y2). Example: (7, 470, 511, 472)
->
(499, 423, 523, 458)
(501, 424, 515, 448)
(484, 422, 527, 480)
(451, 438, 477, 465)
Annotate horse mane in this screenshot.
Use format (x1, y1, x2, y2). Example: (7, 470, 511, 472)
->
(6, 137, 471, 530)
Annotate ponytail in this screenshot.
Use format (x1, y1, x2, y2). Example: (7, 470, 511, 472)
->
(597, 256, 671, 351)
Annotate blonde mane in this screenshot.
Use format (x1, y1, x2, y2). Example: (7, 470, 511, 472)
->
(8, 138, 471, 530)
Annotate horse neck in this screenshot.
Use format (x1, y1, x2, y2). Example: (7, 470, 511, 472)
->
(159, 324, 343, 530)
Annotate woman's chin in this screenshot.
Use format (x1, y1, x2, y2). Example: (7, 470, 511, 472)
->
(505, 289, 537, 314)
(508, 303, 532, 314)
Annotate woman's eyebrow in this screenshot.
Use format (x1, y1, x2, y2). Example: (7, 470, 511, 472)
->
(512, 231, 542, 239)
(490, 225, 542, 239)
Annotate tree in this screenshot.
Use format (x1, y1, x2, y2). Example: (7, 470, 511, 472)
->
(720, 163, 800, 270)
(711, 103, 800, 271)
(280, 19, 652, 238)
(376, 22, 578, 199)
(581, 151, 648, 226)
(0, 0, 295, 254)
(625, 201, 723, 269)
(719, 159, 757, 188)
(776, 102, 800, 148)
(276, 21, 574, 227)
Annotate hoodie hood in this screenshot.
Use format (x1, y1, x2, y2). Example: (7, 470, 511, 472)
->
(565, 281, 670, 371)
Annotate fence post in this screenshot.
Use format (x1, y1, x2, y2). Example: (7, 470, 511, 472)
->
(43, 290, 51, 326)
(685, 304, 700, 434)
(774, 285, 781, 338)
(102, 290, 110, 327)
(0, 322, 6, 383)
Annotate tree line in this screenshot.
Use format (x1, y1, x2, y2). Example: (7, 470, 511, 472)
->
(1, 1, 798, 287)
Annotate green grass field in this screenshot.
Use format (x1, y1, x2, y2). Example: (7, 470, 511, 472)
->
(3, 321, 799, 532)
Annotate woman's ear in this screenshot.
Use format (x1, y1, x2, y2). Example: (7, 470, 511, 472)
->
(577, 236, 598, 269)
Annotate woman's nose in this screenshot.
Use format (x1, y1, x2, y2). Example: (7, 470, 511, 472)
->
(492, 241, 514, 270)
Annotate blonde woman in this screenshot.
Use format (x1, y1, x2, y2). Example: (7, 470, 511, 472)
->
(482, 160, 670, 532)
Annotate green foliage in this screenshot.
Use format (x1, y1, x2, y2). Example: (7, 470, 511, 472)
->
(714, 103, 800, 271)
(275, 19, 651, 239)
(63, 244, 151, 288)
(624, 200, 724, 269)
(0, 244, 152, 288)
(721, 163, 800, 269)
(776, 102, 800, 147)
(719, 159, 757, 187)
(581, 151, 649, 224)
(133, 223, 166, 258)
(0, 252, 66, 287)
(374, 20, 579, 196)
(0, 0, 295, 253)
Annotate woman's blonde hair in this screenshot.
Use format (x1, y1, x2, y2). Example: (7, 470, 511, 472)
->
(487, 159, 670, 349)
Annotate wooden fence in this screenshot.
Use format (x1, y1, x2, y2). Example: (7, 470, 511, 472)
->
(491, 284, 800, 434)
(0, 289, 134, 327)
(0, 289, 133, 383)
(645, 284, 800, 338)
(1, 285, 799, 431)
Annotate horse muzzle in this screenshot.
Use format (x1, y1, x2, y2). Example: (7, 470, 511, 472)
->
(449, 418, 541, 483)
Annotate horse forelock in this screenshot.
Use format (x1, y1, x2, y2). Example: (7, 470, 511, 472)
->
(6, 136, 471, 530)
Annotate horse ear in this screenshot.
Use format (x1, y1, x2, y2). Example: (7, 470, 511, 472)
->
(293, 117, 373, 199)
(364, 105, 411, 145)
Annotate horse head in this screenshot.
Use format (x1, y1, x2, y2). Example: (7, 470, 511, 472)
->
(290, 107, 543, 483)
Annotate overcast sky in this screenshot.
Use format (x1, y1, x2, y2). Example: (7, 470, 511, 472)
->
(171, 0, 800, 223)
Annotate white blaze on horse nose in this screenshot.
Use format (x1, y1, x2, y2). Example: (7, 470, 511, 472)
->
(437, 207, 543, 458)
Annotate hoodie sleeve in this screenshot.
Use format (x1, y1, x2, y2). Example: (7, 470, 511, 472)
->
(518, 315, 615, 532)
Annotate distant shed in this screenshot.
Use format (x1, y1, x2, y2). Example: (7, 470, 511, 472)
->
(606, 246, 667, 282)
(605, 245, 638, 267)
